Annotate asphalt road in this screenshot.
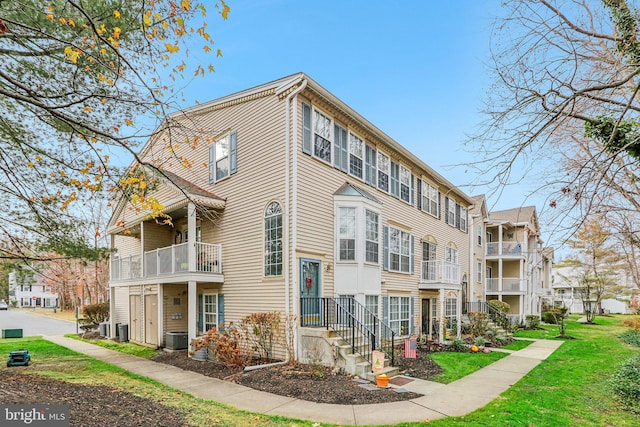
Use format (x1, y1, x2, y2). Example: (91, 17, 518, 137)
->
(0, 309, 77, 337)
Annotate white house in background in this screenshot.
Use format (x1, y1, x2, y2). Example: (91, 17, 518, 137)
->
(8, 269, 58, 308)
(553, 264, 635, 314)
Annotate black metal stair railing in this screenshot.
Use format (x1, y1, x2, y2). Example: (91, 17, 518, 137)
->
(300, 297, 395, 366)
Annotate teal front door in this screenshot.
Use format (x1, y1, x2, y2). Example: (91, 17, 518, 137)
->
(300, 259, 321, 326)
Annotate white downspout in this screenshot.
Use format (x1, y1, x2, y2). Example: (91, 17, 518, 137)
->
(282, 77, 307, 362)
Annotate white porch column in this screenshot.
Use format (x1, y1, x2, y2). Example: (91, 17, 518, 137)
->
(498, 224, 503, 255)
(140, 221, 145, 276)
(188, 281, 197, 342)
(439, 288, 445, 342)
(157, 284, 164, 346)
(456, 290, 462, 338)
(187, 202, 197, 272)
(109, 286, 116, 339)
(498, 259, 503, 292)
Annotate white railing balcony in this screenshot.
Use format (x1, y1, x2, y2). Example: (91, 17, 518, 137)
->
(486, 242, 523, 256)
(421, 260, 460, 284)
(111, 242, 222, 281)
(110, 255, 142, 281)
(485, 277, 525, 292)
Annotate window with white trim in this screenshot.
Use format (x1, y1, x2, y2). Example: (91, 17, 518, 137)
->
(477, 225, 482, 245)
(477, 261, 482, 282)
(377, 151, 389, 192)
(421, 182, 439, 217)
(445, 297, 457, 330)
(365, 295, 379, 332)
(334, 124, 348, 172)
(389, 227, 411, 273)
(349, 133, 364, 179)
(389, 296, 410, 336)
(447, 197, 456, 225)
(399, 165, 411, 203)
(365, 145, 377, 186)
(203, 293, 218, 331)
(445, 245, 458, 264)
(338, 207, 356, 261)
(313, 109, 332, 163)
(390, 161, 400, 198)
(460, 207, 467, 232)
(365, 209, 379, 263)
(264, 202, 283, 276)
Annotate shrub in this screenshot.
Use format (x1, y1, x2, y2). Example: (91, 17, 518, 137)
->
(495, 335, 507, 345)
(449, 338, 468, 352)
(242, 311, 281, 360)
(542, 309, 561, 324)
(474, 336, 486, 346)
(489, 299, 510, 313)
(618, 329, 640, 347)
(525, 315, 541, 329)
(190, 323, 251, 369)
(610, 354, 640, 414)
(467, 312, 489, 338)
(621, 317, 640, 331)
(81, 303, 109, 327)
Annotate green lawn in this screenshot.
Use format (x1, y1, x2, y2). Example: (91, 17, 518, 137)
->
(501, 339, 534, 351)
(403, 315, 640, 427)
(66, 333, 160, 358)
(0, 337, 318, 427)
(3, 316, 640, 426)
(430, 351, 508, 383)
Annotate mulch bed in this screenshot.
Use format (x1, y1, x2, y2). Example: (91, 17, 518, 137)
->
(0, 370, 188, 427)
(150, 349, 444, 404)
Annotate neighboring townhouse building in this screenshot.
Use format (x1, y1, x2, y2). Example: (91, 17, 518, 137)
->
(107, 73, 474, 372)
(8, 269, 58, 308)
(483, 206, 553, 322)
(467, 195, 489, 311)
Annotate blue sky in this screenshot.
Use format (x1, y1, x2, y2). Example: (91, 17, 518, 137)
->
(174, 1, 544, 215)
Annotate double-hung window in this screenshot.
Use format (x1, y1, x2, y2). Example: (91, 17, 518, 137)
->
(209, 131, 237, 183)
(334, 124, 348, 172)
(377, 151, 389, 192)
(338, 207, 356, 261)
(477, 261, 482, 282)
(389, 227, 411, 273)
(445, 246, 458, 265)
(313, 110, 332, 163)
(447, 198, 456, 225)
(390, 161, 400, 198)
(365, 210, 379, 263)
(399, 165, 411, 203)
(421, 182, 440, 217)
(365, 145, 377, 186)
(445, 297, 457, 330)
(477, 225, 482, 245)
(203, 293, 218, 331)
(389, 296, 410, 336)
(349, 133, 364, 179)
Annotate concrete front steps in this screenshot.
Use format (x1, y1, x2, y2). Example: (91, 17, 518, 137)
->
(328, 329, 398, 379)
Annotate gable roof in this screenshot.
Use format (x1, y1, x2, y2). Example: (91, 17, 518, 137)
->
(469, 194, 488, 217)
(107, 169, 225, 233)
(334, 182, 380, 204)
(157, 72, 473, 206)
(489, 206, 539, 232)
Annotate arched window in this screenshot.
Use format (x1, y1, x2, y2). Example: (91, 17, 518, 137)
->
(264, 202, 283, 276)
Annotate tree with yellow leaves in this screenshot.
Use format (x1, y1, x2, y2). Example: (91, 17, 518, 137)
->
(0, 0, 229, 261)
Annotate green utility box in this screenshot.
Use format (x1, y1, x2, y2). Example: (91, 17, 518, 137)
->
(2, 329, 23, 338)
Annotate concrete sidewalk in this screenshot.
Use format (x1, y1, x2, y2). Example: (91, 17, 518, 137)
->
(44, 336, 563, 426)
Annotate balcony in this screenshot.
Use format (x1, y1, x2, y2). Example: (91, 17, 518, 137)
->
(485, 277, 524, 293)
(486, 242, 523, 257)
(420, 260, 460, 288)
(110, 242, 222, 281)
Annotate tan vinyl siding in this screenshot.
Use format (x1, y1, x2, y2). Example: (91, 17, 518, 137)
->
(112, 287, 129, 324)
(142, 221, 174, 252)
(113, 235, 141, 258)
(162, 284, 188, 334)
